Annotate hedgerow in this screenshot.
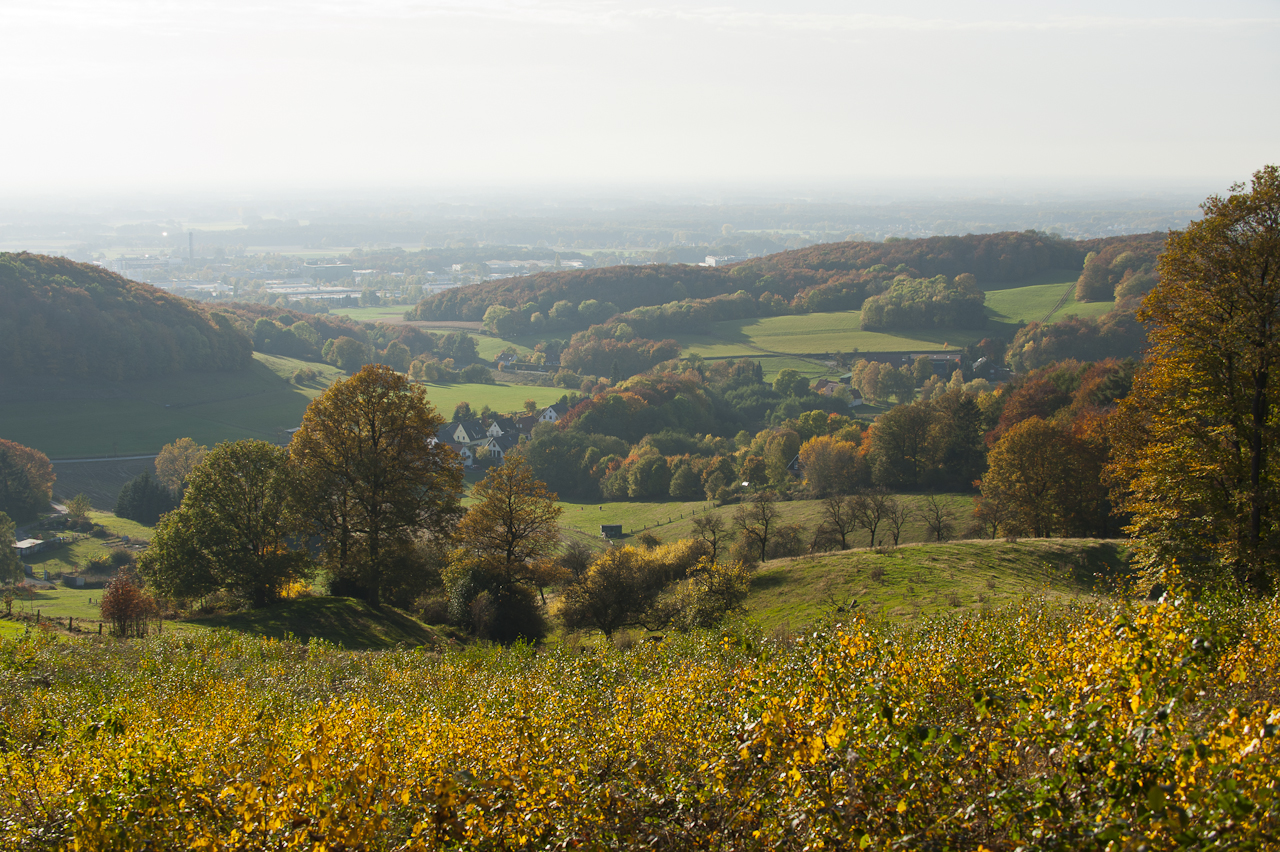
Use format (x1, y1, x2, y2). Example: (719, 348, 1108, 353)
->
(0, 590, 1276, 849)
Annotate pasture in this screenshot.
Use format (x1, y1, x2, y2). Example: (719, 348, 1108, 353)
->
(327, 306, 412, 323)
(745, 537, 1129, 630)
(0, 353, 345, 459)
(553, 492, 977, 550)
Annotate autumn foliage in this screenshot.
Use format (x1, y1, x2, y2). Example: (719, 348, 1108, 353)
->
(1, 590, 1277, 849)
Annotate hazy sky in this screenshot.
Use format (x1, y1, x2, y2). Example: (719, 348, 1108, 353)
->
(2, 0, 1276, 195)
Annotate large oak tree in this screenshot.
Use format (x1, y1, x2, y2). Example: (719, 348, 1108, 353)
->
(289, 364, 463, 607)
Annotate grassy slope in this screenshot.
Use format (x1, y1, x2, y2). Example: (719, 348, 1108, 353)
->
(185, 596, 453, 650)
(414, 383, 564, 418)
(0, 353, 347, 459)
(745, 538, 1130, 632)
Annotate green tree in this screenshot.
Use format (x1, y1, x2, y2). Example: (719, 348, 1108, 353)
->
(772, 369, 809, 398)
(66, 494, 92, 523)
(290, 364, 463, 608)
(447, 455, 562, 642)
(981, 418, 1072, 538)
(382, 340, 411, 373)
(1110, 166, 1280, 593)
(558, 546, 665, 639)
(139, 440, 309, 607)
(668, 462, 702, 500)
(115, 472, 178, 526)
(332, 336, 372, 373)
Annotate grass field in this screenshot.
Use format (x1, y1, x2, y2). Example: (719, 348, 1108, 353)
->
(413, 382, 564, 418)
(0, 352, 556, 463)
(553, 492, 976, 549)
(185, 596, 455, 650)
(744, 537, 1130, 630)
(984, 277, 1115, 325)
(51, 458, 157, 508)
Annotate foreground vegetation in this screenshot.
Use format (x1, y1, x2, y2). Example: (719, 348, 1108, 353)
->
(0, 591, 1275, 849)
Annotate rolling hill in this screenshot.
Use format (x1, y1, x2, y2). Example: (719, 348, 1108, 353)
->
(0, 252, 251, 380)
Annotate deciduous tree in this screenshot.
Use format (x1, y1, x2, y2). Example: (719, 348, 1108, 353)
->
(447, 454, 561, 641)
(155, 437, 208, 494)
(733, 492, 779, 562)
(290, 364, 464, 608)
(140, 440, 308, 607)
(0, 439, 53, 522)
(0, 512, 23, 585)
(1110, 166, 1280, 593)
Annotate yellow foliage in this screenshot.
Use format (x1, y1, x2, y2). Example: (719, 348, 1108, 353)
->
(0, 594, 1277, 849)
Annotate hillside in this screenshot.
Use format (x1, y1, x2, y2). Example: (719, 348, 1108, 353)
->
(409, 231, 1163, 330)
(0, 252, 252, 380)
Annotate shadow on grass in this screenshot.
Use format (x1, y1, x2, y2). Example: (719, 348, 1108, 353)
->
(187, 596, 440, 651)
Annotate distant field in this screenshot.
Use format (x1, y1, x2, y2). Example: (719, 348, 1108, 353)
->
(677, 313, 993, 370)
(0, 353, 551, 462)
(414, 383, 564, 418)
(985, 277, 1115, 325)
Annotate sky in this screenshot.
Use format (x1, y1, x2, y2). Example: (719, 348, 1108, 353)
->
(1, 0, 1276, 197)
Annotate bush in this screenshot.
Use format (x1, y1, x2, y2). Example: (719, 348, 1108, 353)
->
(98, 572, 156, 637)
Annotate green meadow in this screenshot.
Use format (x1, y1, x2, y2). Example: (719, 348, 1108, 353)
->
(553, 492, 976, 549)
(744, 537, 1130, 630)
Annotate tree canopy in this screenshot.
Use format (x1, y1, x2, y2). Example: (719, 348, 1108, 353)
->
(289, 363, 463, 607)
(0, 439, 53, 523)
(139, 440, 309, 606)
(447, 454, 562, 643)
(1110, 165, 1280, 594)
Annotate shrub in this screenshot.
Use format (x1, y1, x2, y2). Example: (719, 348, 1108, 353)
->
(98, 572, 156, 637)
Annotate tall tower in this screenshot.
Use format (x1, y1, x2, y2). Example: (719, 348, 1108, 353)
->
(189, 232, 194, 262)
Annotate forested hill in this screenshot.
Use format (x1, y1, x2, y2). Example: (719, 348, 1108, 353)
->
(0, 253, 252, 381)
(410, 231, 1164, 324)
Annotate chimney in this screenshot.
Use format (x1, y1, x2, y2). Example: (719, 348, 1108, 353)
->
(189, 232, 194, 262)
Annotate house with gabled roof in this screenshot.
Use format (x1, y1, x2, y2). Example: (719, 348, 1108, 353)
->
(451, 419, 488, 444)
(538, 403, 569, 423)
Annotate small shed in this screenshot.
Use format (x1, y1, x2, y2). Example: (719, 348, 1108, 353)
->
(13, 539, 47, 557)
(601, 524, 623, 538)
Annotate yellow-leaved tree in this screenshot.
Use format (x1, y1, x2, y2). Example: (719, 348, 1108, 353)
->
(1109, 165, 1280, 593)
